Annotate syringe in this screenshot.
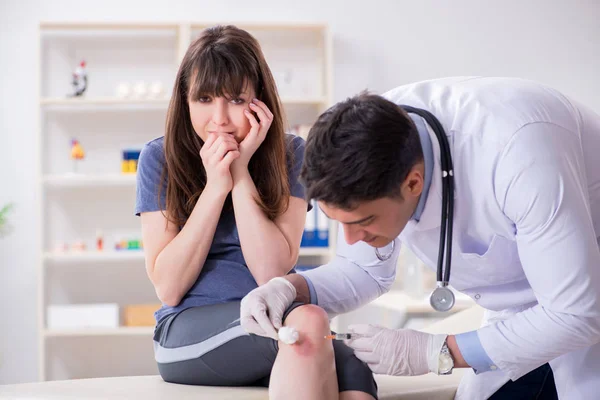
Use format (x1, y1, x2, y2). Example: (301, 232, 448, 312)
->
(324, 333, 362, 340)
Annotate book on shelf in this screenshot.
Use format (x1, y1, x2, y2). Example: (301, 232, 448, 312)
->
(301, 200, 329, 248)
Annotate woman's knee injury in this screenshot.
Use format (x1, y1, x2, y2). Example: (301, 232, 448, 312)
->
(285, 304, 330, 329)
(279, 305, 333, 356)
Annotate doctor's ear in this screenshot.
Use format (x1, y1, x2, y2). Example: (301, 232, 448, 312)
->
(403, 165, 425, 197)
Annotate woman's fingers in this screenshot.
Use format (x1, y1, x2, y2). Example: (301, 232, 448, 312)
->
(251, 98, 273, 121)
(200, 133, 218, 158)
(222, 149, 240, 167)
(248, 100, 272, 143)
(202, 134, 237, 158)
(207, 135, 225, 156)
(213, 140, 239, 161)
(249, 102, 271, 125)
(244, 109, 260, 130)
(243, 109, 261, 142)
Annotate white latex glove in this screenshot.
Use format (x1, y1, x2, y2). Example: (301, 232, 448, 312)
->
(346, 324, 448, 376)
(240, 277, 297, 340)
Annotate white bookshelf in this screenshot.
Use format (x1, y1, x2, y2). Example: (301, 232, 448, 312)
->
(45, 327, 154, 337)
(44, 174, 136, 187)
(44, 251, 145, 263)
(44, 247, 330, 264)
(40, 97, 171, 106)
(38, 21, 333, 381)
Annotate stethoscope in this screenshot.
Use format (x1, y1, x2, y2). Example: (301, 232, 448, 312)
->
(375, 105, 456, 312)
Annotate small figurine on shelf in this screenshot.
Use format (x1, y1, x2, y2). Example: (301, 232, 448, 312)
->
(115, 82, 132, 98)
(148, 81, 165, 99)
(69, 60, 88, 97)
(70, 138, 85, 173)
(132, 81, 148, 99)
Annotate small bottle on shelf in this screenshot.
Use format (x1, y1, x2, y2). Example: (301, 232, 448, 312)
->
(96, 230, 104, 252)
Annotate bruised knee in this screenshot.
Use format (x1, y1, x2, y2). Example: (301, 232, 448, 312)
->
(280, 305, 332, 356)
(285, 304, 330, 332)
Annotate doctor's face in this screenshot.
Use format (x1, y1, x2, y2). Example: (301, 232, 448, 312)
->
(318, 164, 424, 248)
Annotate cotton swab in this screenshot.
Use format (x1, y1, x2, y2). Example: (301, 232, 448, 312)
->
(278, 326, 299, 344)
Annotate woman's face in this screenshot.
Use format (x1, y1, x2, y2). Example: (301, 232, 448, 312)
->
(188, 85, 256, 143)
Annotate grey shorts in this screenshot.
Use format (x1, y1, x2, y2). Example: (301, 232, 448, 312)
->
(153, 301, 378, 398)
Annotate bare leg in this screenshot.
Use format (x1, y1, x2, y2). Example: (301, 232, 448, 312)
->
(269, 304, 338, 400)
(269, 305, 376, 400)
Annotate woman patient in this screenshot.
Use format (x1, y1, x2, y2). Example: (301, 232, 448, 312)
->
(135, 25, 377, 400)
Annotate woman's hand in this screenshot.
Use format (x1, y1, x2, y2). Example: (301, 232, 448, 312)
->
(200, 132, 240, 195)
(232, 98, 273, 177)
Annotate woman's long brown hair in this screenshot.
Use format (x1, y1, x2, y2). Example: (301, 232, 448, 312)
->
(160, 25, 290, 226)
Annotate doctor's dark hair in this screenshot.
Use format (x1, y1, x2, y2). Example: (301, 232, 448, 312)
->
(300, 92, 423, 209)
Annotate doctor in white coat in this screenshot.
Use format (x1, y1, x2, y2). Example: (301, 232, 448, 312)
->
(240, 77, 600, 399)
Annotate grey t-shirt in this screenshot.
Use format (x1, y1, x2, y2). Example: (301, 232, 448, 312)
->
(135, 134, 307, 322)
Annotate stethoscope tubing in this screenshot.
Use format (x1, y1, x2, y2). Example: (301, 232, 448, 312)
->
(400, 106, 455, 287)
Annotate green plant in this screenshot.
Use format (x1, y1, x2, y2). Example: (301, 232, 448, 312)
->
(0, 203, 13, 229)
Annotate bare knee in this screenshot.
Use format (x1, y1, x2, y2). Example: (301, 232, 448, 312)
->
(280, 305, 332, 355)
(285, 304, 330, 332)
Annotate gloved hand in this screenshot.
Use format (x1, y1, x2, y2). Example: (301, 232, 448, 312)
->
(345, 324, 448, 376)
(240, 277, 297, 340)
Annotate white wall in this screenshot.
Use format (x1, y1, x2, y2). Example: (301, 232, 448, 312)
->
(1, 0, 599, 384)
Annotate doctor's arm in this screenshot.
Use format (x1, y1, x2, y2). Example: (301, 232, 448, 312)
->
(239, 222, 400, 339)
(473, 122, 600, 380)
(298, 223, 401, 316)
(298, 229, 479, 372)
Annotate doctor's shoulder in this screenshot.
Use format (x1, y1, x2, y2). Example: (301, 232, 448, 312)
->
(380, 77, 482, 103)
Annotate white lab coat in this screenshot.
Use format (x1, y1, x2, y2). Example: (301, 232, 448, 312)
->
(300, 77, 600, 399)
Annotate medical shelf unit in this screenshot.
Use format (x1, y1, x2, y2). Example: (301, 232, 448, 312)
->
(37, 22, 334, 381)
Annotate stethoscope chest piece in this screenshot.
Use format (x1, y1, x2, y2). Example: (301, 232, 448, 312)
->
(430, 285, 455, 312)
